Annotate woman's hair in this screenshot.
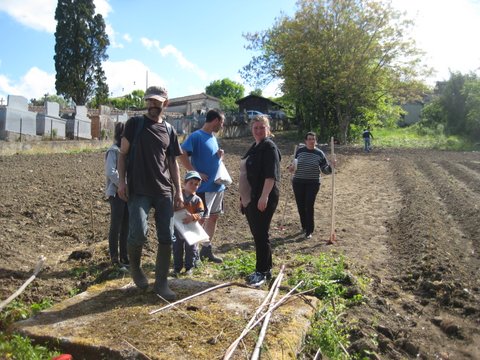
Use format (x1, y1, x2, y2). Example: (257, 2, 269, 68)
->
(305, 131, 316, 140)
(252, 115, 273, 137)
(114, 122, 125, 147)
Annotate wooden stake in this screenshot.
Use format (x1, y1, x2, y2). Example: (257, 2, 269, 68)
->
(327, 136, 337, 244)
(280, 145, 298, 230)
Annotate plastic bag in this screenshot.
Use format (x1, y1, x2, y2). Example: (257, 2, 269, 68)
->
(214, 160, 232, 186)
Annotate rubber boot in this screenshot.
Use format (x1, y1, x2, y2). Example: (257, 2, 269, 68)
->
(153, 244, 176, 301)
(200, 245, 223, 263)
(127, 244, 148, 290)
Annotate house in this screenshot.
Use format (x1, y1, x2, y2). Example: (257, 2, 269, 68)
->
(166, 93, 221, 116)
(236, 94, 283, 115)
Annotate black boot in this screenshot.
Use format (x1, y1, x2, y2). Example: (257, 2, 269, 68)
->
(153, 244, 176, 301)
(127, 245, 148, 290)
(200, 245, 223, 263)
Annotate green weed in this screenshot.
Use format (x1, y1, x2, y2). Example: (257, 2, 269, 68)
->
(0, 332, 60, 360)
(214, 249, 256, 280)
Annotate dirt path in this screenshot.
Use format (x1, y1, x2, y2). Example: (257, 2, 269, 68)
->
(1, 137, 479, 359)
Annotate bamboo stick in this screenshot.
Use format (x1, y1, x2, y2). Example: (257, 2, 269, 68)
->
(149, 282, 232, 315)
(224, 280, 304, 360)
(223, 266, 285, 360)
(250, 271, 284, 360)
(0, 255, 46, 312)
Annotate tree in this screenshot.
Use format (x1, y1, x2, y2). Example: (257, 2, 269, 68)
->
(242, 0, 429, 142)
(421, 72, 480, 142)
(205, 78, 245, 113)
(30, 94, 69, 108)
(54, 0, 109, 105)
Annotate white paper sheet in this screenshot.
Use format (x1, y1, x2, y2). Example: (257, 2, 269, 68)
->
(173, 209, 209, 245)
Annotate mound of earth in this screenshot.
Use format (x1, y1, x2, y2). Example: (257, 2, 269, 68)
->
(0, 133, 479, 359)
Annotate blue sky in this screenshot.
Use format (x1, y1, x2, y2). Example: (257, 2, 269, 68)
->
(0, 0, 479, 105)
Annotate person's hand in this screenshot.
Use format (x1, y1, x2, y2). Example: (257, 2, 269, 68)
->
(257, 195, 268, 212)
(117, 181, 128, 201)
(217, 148, 224, 160)
(182, 212, 194, 224)
(174, 190, 184, 209)
(199, 172, 209, 182)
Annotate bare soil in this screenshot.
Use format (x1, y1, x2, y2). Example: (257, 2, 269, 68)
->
(1, 133, 479, 359)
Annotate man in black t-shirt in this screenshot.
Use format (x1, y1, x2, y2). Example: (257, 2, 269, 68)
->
(117, 85, 183, 301)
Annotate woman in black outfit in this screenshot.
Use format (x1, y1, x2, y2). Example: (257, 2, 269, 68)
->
(239, 115, 281, 287)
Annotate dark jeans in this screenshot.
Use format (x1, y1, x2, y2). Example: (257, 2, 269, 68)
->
(244, 190, 279, 273)
(108, 195, 129, 262)
(127, 193, 174, 246)
(292, 181, 320, 235)
(173, 229, 199, 272)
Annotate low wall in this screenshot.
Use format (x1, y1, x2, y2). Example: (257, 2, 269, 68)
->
(0, 139, 110, 156)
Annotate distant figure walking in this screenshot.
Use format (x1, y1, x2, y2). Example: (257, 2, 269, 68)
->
(362, 128, 374, 152)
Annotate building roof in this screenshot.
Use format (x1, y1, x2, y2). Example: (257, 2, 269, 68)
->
(168, 93, 221, 106)
(235, 94, 283, 108)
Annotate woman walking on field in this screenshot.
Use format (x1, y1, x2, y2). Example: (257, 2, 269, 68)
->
(289, 131, 333, 239)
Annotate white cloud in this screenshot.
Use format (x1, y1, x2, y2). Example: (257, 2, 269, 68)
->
(0, 0, 112, 33)
(140, 37, 208, 81)
(0, 67, 55, 101)
(0, 0, 56, 33)
(123, 34, 132, 43)
(103, 59, 167, 97)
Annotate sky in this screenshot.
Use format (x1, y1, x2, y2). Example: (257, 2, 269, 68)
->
(0, 0, 479, 105)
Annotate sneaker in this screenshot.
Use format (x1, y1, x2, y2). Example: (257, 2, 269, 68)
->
(305, 233, 312, 239)
(246, 270, 272, 282)
(247, 272, 267, 287)
(170, 270, 181, 278)
(185, 268, 194, 276)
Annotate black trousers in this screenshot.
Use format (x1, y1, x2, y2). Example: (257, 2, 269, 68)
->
(108, 195, 129, 262)
(292, 181, 320, 235)
(244, 190, 279, 273)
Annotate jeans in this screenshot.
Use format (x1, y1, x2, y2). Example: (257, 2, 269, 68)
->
(364, 138, 371, 152)
(173, 229, 199, 272)
(108, 196, 129, 262)
(292, 181, 320, 235)
(127, 193, 174, 247)
(244, 189, 279, 273)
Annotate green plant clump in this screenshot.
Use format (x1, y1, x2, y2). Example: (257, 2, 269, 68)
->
(215, 249, 256, 280)
(0, 333, 60, 360)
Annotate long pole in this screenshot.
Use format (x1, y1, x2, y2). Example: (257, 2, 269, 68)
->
(328, 137, 336, 244)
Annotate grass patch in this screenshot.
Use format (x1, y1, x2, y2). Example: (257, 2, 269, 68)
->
(0, 299, 60, 360)
(285, 253, 368, 359)
(213, 249, 256, 280)
(364, 126, 473, 150)
(0, 333, 61, 360)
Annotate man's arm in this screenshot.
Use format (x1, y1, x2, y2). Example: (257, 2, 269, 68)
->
(179, 152, 194, 171)
(168, 156, 184, 208)
(117, 137, 130, 201)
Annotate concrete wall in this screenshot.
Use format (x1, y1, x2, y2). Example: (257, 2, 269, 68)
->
(0, 95, 38, 140)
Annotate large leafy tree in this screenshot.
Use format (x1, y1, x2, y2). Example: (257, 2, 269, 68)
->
(242, 0, 429, 142)
(205, 78, 245, 113)
(421, 72, 480, 141)
(54, 0, 109, 106)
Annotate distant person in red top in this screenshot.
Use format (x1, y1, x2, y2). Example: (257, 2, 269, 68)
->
(173, 170, 205, 276)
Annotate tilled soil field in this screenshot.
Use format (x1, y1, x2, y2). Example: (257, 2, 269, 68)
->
(0, 134, 479, 359)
